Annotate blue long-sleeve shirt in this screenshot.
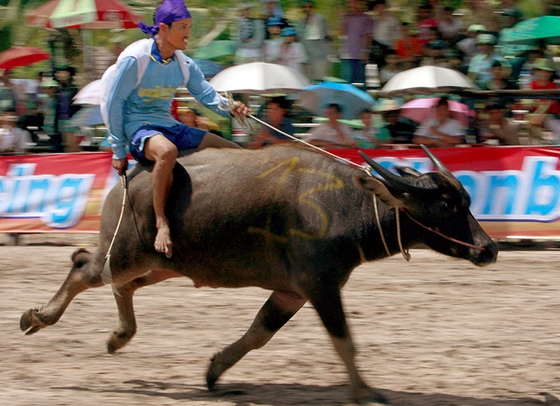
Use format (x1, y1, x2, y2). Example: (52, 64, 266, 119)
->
(104, 39, 230, 160)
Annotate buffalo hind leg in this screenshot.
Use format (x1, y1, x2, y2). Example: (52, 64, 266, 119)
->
(206, 290, 306, 390)
(309, 288, 386, 404)
(20, 249, 101, 335)
(107, 270, 182, 354)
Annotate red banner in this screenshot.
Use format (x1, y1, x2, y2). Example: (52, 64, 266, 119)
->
(2, 147, 560, 239)
(0, 152, 114, 233)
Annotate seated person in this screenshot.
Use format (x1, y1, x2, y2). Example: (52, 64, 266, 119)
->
(413, 96, 466, 147)
(353, 108, 390, 148)
(479, 100, 520, 145)
(306, 103, 356, 148)
(0, 108, 31, 155)
(249, 96, 294, 148)
(377, 103, 418, 145)
(176, 106, 222, 136)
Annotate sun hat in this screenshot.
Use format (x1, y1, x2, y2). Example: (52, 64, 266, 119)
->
(374, 98, 402, 112)
(467, 24, 486, 33)
(138, 0, 192, 37)
(280, 27, 297, 37)
(532, 58, 556, 72)
(476, 33, 497, 45)
(266, 17, 284, 26)
(40, 78, 58, 88)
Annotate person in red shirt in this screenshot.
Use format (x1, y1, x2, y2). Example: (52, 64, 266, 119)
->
(394, 22, 423, 69)
(527, 58, 560, 143)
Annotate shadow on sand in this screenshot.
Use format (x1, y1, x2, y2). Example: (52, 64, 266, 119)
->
(52, 380, 559, 406)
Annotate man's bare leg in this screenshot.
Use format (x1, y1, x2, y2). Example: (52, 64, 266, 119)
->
(144, 134, 177, 258)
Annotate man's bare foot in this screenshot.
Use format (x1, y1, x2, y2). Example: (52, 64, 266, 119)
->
(154, 223, 173, 258)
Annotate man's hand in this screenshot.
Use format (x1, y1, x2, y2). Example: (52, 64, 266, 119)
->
(112, 157, 128, 176)
(231, 101, 251, 117)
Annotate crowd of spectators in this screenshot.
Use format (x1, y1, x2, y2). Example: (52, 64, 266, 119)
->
(231, 0, 560, 149)
(3, 0, 560, 154)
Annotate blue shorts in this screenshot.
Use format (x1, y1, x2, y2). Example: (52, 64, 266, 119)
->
(130, 123, 207, 164)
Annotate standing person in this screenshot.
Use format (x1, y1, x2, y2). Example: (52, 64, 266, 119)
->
(526, 58, 560, 142)
(263, 17, 284, 63)
(340, 0, 373, 87)
(53, 65, 81, 152)
(296, 0, 331, 83)
(394, 22, 423, 69)
(101, 0, 250, 258)
(306, 103, 356, 148)
(370, 0, 401, 51)
(234, 3, 265, 65)
(278, 27, 307, 75)
(413, 96, 466, 146)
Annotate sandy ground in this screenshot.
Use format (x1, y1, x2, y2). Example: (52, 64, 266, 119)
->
(0, 238, 559, 406)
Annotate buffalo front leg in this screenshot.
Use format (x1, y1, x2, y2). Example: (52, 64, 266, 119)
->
(107, 270, 182, 354)
(207, 290, 306, 390)
(20, 249, 101, 335)
(309, 288, 386, 405)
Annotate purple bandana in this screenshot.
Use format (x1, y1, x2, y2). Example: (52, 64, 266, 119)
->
(138, 0, 192, 37)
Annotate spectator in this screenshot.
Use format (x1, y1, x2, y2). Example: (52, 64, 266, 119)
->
(467, 33, 508, 88)
(421, 40, 449, 67)
(249, 96, 294, 148)
(0, 70, 25, 115)
(526, 58, 560, 142)
(375, 98, 417, 144)
(394, 22, 423, 69)
(479, 100, 520, 145)
(306, 103, 356, 148)
(353, 108, 388, 148)
(518, 48, 546, 88)
(480, 59, 517, 91)
(176, 106, 222, 136)
(53, 65, 81, 152)
(0, 108, 31, 155)
(456, 24, 486, 72)
(37, 78, 63, 152)
(371, 0, 401, 51)
(278, 27, 308, 75)
(296, 0, 331, 82)
(340, 0, 373, 87)
(262, 0, 288, 34)
(416, 4, 439, 46)
(497, 8, 531, 81)
(379, 49, 401, 85)
(263, 17, 284, 63)
(438, 6, 461, 44)
(413, 96, 466, 146)
(234, 3, 265, 65)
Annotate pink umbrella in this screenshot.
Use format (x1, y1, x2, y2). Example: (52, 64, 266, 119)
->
(400, 97, 474, 126)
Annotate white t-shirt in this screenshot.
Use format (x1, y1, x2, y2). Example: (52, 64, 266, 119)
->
(414, 117, 466, 139)
(307, 121, 354, 145)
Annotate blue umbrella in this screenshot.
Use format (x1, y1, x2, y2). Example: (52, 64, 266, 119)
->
(192, 59, 224, 78)
(296, 81, 375, 120)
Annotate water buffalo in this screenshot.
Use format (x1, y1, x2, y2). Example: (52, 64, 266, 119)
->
(20, 145, 497, 404)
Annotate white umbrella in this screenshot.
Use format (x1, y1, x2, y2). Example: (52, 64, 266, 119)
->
(209, 62, 311, 94)
(379, 66, 477, 96)
(73, 79, 102, 105)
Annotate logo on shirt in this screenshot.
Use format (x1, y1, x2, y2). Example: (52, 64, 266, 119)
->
(138, 85, 177, 102)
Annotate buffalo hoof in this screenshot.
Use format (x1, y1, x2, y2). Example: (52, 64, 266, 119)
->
(20, 308, 47, 335)
(106, 329, 134, 354)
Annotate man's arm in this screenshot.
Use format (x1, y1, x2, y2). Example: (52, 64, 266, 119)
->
(105, 58, 139, 160)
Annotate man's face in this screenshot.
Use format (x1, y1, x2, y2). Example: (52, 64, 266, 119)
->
(266, 102, 285, 123)
(161, 18, 193, 51)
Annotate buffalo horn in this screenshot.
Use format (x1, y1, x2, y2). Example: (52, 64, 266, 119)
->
(359, 151, 419, 193)
(420, 145, 451, 174)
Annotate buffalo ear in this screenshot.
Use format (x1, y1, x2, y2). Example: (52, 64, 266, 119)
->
(354, 174, 404, 208)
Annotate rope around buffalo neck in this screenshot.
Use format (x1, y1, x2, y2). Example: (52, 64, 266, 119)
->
(373, 195, 411, 262)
